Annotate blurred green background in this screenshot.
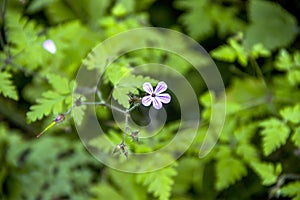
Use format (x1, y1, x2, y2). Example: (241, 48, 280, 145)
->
(1, 0, 300, 199)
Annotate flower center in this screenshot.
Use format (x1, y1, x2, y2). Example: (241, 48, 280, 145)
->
(151, 93, 156, 97)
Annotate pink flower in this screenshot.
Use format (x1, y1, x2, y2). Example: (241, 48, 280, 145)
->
(142, 81, 171, 109)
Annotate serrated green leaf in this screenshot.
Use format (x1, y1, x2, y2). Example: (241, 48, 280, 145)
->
(292, 127, 300, 148)
(244, 0, 297, 51)
(236, 143, 259, 163)
(26, 91, 69, 122)
(251, 43, 271, 59)
(46, 74, 73, 95)
(0, 71, 18, 100)
(5, 10, 50, 70)
(287, 70, 300, 86)
(72, 105, 86, 126)
(113, 74, 156, 108)
(90, 184, 125, 200)
(108, 169, 147, 200)
(105, 62, 131, 85)
(215, 156, 247, 190)
(137, 164, 178, 200)
(210, 45, 236, 62)
(175, 0, 213, 40)
(275, 49, 293, 71)
(228, 39, 248, 66)
(250, 162, 281, 186)
(259, 118, 290, 156)
(280, 104, 300, 124)
(281, 181, 300, 199)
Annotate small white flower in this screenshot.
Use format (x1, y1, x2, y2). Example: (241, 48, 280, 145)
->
(43, 39, 56, 54)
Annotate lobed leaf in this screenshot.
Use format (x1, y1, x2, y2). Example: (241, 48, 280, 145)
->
(292, 127, 300, 148)
(46, 74, 74, 95)
(113, 74, 156, 108)
(250, 162, 282, 186)
(259, 118, 290, 156)
(26, 91, 68, 122)
(280, 104, 300, 124)
(0, 71, 18, 100)
(210, 45, 236, 63)
(281, 181, 300, 200)
(136, 164, 178, 200)
(215, 156, 247, 190)
(244, 0, 297, 51)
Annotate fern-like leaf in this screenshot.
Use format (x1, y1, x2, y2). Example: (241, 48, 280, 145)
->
(280, 104, 300, 124)
(136, 164, 178, 200)
(215, 156, 247, 190)
(292, 127, 300, 148)
(281, 181, 300, 200)
(0, 71, 18, 100)
(250, 162, 282, 186)
(27, 74, 74, 122)
(259, 118, 290, 156)
(26, 91, 66, 122)
(113, 74, 156, 108)
(210, 45, 236, 63)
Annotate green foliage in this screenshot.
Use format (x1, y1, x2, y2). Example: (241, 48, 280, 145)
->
(0, 71, 18, 100)
(244, 0, 298, 51)
(0, 123, 98, 200)
(215, 148, 247, 190)
(275, 49, 300, 85)
(211, 35, 270, 67)
(137, 164, 178, 200)
(280, 104, 300, 124)
(259, 118, 290, 156)
(250, 162, 282, 186)
(175, 0, 245, 40)
(292, 126, 300, 148)
(26, 74, 75, 122)
(112, 74, 156, 108)
(281, 181, 300, 200)
(1, 0, 300, 200)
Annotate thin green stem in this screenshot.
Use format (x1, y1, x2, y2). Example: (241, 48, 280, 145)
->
(127, 104, 140, 113)
(250, 57, 267, 87)
(121, 113, 130, 144)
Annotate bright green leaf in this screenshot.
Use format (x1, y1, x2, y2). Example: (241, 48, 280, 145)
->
(250, 162, 282, 186)
(251, 43, 271, 59)
(281, 181, 300, 199)
(47, 74, 73, 95)
(292, 126, 300, 148)
(0, 71, 18, 100)
(136, 164, 178, 200)
(210, 45, 236, 62)
(280, 104, 300, 124)
(275, 49, 293, 71)
(26, 91, 70, 122)
(113, 74, 156, 108)
(215, 156, 247, 190)
(287, 70, 300, 86)
(259, 118, 290, 156)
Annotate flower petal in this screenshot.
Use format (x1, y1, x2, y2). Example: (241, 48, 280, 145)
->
(143, 82, 153, 94)
(152, 97, 163, 109)
(157, 93, 171, 104)
(154, 81, 168, 94)
(142, 96, 152, 106)
(43, 39, 56, 54)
